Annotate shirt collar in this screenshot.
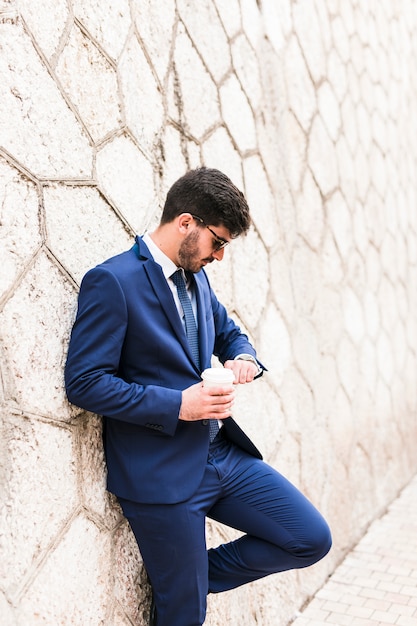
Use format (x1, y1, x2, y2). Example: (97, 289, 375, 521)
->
(142, 232, 178, 280)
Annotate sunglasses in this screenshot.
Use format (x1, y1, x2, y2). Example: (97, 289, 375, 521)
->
(191, 215, 229, 251)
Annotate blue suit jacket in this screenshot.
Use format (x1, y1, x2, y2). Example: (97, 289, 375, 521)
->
(65, 236, 263, 504)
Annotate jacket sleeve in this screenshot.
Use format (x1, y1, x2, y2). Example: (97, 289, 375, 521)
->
(64, 266, 182, 435)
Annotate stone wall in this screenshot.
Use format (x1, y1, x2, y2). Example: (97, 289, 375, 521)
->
(1, 1, 417, 625)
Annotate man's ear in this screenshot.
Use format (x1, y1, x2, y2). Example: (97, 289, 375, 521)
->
(178, 213, 193, 234)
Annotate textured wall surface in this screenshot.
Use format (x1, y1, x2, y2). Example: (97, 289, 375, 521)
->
(1, 1, 417, 625)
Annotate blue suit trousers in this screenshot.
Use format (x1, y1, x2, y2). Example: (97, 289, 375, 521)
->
(118, 432, 332, 626)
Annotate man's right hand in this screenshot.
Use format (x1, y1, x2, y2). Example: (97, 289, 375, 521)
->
(179, 382, 235, 421)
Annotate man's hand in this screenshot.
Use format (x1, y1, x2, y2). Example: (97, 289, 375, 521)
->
(179, 382, 235, 422)
(224, 359, 258, 384)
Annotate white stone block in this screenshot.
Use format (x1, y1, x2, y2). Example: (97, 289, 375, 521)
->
(327, 190, 353, 261)
(240, 0, 262, 50)
(297, 169, 324, 251)
(231, 33, 262, 110)
(96, 134, 158, 234)
(0, 19, 92, 178)
(268, 242, 295, 324)
(293, 1, 326, 84)
(0, 415, 78, 594)
(336, 335, 360, 401)
(321, 229, 344, 287)
(293, 317, 321, 390)
(131, 0, 176, 84)
(308, 116, 338, 196)
(177, 0, 231, 83)
(204, 247, 234, 313)
(56, 23, 121, 143)
(232, 229, 268, 330)
(158, 125, 189, 203)
(363, 291, 380, 340)
(112, 520, 144, 624)
(300, 424, 333, 503)
(17, 0, 69, 60)
(317, 81, 341, 142)
(341, 96, 359, 155)
(331, 15, 351, 63)
(258, 303, 292, 391)
(261, 0, 292, 54)
(273, 431, 301, 489)
(352, 201, 369, 257)
(366, 245, 383, 298)
(314, 353, 339, 419)
(279, 366, 315, 438)
(44, 183, 133, 285)
(378, 275, 398, 335)
(119, 34, 164, 153)
(376, 331, 395, 386)
(72, 0, 130, 61)
(233, 377, 284, 461)
(394, 280, 409, 324)
(0, 156, 42, 298)
(360, 70, 377, 116)
(202, 127, 244, 190)
(313, 286, 344, 356)
(284, 111, 307, 193)
(0, 593, 15, 626)
(328, 385, 355, 466)
(350, 33, 365, 77)
(380, 232, 399, 284)
(391, 321, 407, 373)
(343, 286, 365, 344)
(18, 515, 112, 626)
(336, 136, 357, 211)
(214, 0, 241, 39)
(0, 252, 78, 419)
(269, 167, 298, 254)
(285, 35, 316, 134)
(220, 74, 257, 153)
(77, 414, 123, 527)
(173, 24, 220, 140)
(243, 154, 278, 248)
(291, 239, 321, 316)
(355, 146, 371, 200)
(328, 49, 348, 103)
(369, 145, 388, 199)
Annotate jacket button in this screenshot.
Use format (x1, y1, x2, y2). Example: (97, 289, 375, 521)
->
(202, 420, 208, 426)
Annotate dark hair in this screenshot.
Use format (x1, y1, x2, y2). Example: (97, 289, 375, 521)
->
(160, 167, 251, 237)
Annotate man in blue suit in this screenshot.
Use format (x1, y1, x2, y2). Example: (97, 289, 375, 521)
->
(65, 168, 331, 626)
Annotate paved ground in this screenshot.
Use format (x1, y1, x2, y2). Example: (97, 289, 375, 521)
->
(291, 475, 417, 626)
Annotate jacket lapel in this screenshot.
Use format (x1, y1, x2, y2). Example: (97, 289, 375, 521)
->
(135, 236, 201, 372)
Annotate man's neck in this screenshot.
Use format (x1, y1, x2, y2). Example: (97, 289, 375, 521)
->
(148, 225, 179, 265)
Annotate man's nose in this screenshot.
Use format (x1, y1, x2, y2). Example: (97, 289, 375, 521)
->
(212, 247, 225, 261)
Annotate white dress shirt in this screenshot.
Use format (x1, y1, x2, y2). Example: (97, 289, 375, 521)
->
(142, 232, 198, 329)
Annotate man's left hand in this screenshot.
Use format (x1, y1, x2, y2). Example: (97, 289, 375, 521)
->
(224, 359, 258, 384)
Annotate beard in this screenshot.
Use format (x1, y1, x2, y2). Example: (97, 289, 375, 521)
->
(178, 230, 212, 273)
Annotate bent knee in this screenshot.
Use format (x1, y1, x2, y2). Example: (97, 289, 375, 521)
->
(287, 518, 332, 567)
(304, 519, 332, 564)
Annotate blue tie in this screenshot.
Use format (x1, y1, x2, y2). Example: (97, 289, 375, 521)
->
(171, 270, 200, 369)
(171, 270, 219, 441)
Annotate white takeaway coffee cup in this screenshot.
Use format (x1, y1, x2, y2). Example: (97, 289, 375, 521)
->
(201, 368, 235, 388)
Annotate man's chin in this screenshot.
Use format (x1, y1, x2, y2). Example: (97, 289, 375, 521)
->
(185, 259, 212, 273)
(199, 260, 213, 271)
